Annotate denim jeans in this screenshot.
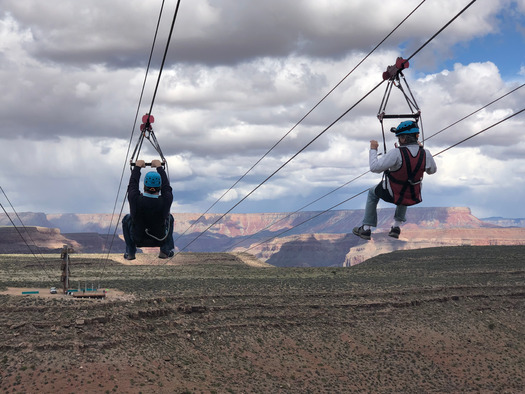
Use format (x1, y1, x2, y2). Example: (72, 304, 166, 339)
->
(362, 185, 407, 227)
(122, 214, 175, 256)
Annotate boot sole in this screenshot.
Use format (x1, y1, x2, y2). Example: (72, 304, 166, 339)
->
(352, 229, 371, 240)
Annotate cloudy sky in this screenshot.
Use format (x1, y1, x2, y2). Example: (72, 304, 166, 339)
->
(1, 0, 524, 220)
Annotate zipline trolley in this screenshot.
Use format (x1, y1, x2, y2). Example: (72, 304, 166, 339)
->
(130, 113, 168, 171)
(377, 57, 424, 153)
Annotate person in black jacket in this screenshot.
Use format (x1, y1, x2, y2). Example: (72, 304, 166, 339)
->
(122, 159, 174, 260)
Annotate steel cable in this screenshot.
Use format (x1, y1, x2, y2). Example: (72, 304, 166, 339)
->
(98, 0, 168, 280)
(223, 83, 525, 251)
(172, 80, 386, 256)
(98, 0, 182, 280)
(172, 0, 428, 244)
(170, 0, 480, 257)
(0, 185, 53, 267)
(0, 199, 54, 281)
(101, 0, 167, 261)
(241, 107, 525, 254)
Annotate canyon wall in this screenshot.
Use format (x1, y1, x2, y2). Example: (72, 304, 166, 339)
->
(1, 207, 524, 266)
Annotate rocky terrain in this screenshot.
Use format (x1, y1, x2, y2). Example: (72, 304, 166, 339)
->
(482, 217, 525, 227)
(245, 227, 525, 267)
(1, 207, 525, 266)
(0, 246, 524, 393)
(0, 227, 124, 254)
(1, 207, 496, 237)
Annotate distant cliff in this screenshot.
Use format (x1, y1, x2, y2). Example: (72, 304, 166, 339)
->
(0, 206, 495, 235)
(0, 227, 124, 254)
(0, 226, 79, 253)
(341, 227, 525, 266)
(481, 217, 525, 228)
(1, 207, 524, 266)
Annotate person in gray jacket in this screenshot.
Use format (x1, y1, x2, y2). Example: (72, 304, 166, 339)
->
(353, 120, 437, 240)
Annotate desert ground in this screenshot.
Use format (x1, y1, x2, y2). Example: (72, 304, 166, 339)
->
(0, 246, 524, 393)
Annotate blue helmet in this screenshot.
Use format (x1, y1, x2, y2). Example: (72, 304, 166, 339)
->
(144, 171, 161, 188)
(393, 120, 419, 136)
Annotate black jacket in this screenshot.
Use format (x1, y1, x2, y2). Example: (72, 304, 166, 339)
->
(127, 166, 173, 244)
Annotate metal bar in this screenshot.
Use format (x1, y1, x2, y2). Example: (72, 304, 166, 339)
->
(381, 113, 420, 119)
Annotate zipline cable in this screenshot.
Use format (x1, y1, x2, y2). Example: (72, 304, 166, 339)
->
(425, 82, 525, 142)
(242, 190, 368, 255)
(127, 0, 183, 181)
(224, 82, 525, 250)
(241, 107, 525, 253)
(433, 107, 525, 157)
(102, 0, 167, 250)
(130, 0, 182, 176)
(100, 0, 183, 281)
(0, 185, 53, 268)
(147, 0, 182, 118)
(172, 79, 386, 256)
(171, 0, 480, 256)
(173, 0, 428, 244)
(0, 200, 54, 281)
(99, 0, 168, 278)
(405, 0, 477, 64)
(227, 171, 370, 251)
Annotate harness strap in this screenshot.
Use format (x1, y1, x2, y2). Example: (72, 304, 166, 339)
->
(144, 218, 170, 242)
(387, 147, 426, 205)
(408, 147, 426, 185)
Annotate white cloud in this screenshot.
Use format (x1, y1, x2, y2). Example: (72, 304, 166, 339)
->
(0, 0, 524, 219)
(0, 137, 127, 213)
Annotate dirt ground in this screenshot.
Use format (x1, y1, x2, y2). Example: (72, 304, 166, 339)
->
(90, 250, 272, 268)
(0, 246, 524, 393)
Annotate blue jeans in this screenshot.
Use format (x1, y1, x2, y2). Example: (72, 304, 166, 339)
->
(122, 214, 174, 256)
(363, 185, 407, 227)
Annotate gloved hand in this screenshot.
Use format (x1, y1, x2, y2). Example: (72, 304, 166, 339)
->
(136, 160, 146, 168)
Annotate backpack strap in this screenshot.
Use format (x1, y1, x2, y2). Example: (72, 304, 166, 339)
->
(408, 147, 426, 185)
(388, 147, 426, 205)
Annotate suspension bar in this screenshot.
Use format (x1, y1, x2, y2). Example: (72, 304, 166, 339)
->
(380, 113, 420, 119)
(130, 161, 166, 168)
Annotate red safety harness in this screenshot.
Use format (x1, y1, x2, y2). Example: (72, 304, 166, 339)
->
(385, 146, 426, 206)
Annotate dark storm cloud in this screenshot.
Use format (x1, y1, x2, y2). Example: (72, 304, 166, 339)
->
(4, 0, 492, 68)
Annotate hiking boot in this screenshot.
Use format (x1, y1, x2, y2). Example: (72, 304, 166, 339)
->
(159, 250, 175, 259)
(388, 226, 401, 239)
(124, 253, 136, 261)
(352, 226, 371, 240)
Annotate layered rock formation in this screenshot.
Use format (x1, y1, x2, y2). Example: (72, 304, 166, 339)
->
(481, 217, 525, 228)
(344, 227, 525, 266)
(0, 227, 124, 254)
(0, 227, 81, 253)
(1, 207, 524, 266)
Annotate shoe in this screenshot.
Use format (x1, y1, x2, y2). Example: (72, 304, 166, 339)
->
(159, 250, 174, 259)
(388, 226, 401, 239)
(124, 253, 136, 261)
(352, 226, 371, 240)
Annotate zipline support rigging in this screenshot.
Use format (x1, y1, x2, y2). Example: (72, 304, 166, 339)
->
(130, 113, 168, 170)
(60, 244, 72, 294)
(377, 57, 423, 154)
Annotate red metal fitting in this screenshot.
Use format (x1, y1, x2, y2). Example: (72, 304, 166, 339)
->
(382, 57, 410, 81)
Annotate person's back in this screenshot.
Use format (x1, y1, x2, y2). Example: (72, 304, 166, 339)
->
(132, 193, 169, 245)
(384, 144, 430, 206)
(122, 159, 175, 259)
(353, 121, 437, 240)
